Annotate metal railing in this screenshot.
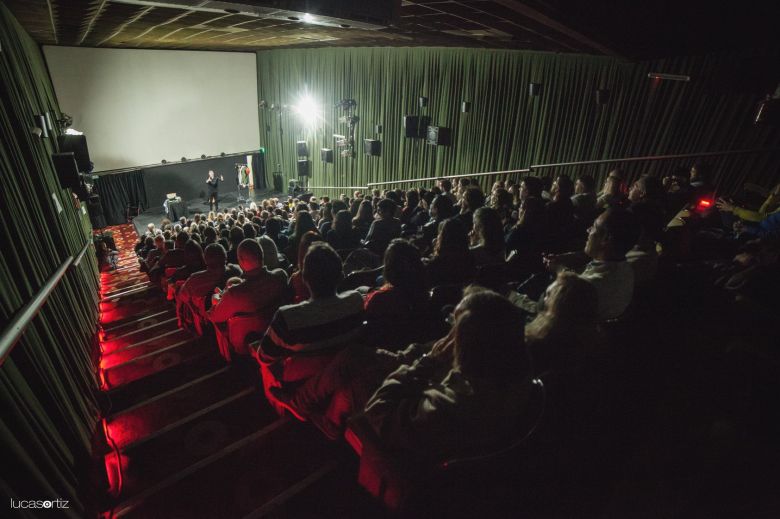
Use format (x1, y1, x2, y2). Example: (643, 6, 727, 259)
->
(0, 240, 93, 366)
(306, 148, 780, 195)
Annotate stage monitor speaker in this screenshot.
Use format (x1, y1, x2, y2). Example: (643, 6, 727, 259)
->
(364, 139, 381, 156)
(321, 148, 334, 163)
(426, 126, 451, 146)
(297, 159, 311, 177)
(52, 152, 86, 196)
(296, 141, 309, 157)
(403, 115, 419, 138)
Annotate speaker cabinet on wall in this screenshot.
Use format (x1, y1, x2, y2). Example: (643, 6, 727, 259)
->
(296, 141, 309, 157)
(403, 115, 419, 138)
(461, 101, 471, 113)
(426, 126, 451, 146)
(364, 139, 381, 156)
(529, 83, 543, 97)
(321, 148, 334, 163)
(52, 152, 87, 199)
(57, 134, 92, 173)
(296, 159, 311, 177)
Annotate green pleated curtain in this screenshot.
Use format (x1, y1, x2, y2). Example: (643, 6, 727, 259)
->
(257, 47, 780, 195)
(1, 4, 101, 517)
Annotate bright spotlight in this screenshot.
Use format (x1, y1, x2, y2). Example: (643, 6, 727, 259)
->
(302, 13, 314, 23)
(293, 94, 320, 127)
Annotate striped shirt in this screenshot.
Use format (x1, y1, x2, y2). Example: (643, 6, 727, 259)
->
(259, 290, 365, 359)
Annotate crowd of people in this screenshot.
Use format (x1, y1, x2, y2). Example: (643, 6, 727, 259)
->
(130, 164, 780, 512)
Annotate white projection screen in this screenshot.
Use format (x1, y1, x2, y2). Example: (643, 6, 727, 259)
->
(44, 46, 260, 172)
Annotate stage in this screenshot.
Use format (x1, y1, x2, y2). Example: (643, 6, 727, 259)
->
(131, 189, 283, 236)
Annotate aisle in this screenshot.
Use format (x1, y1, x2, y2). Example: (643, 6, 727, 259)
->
(94, 225, 378, 518)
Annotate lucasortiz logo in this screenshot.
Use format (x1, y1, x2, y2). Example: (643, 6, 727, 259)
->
(10, 498, 70, 510)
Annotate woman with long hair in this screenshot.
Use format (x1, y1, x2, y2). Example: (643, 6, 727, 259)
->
(425, 218, 476, 287)
(288, 231, 324, 303)
(470, 207, 506, 267)
(352, 199, 374, 239)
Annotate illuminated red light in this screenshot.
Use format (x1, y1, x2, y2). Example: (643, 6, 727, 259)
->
(696, 198, 713, 210)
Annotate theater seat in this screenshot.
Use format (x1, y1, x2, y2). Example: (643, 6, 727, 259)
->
(215, 312, 273, 361)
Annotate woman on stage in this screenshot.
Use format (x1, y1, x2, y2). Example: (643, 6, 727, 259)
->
(206, 170, 224, 212)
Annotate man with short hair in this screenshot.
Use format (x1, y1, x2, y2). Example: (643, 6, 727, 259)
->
(207, 239, 288, 325)
(257, 243, 364, 412)
(439, 179, 457, 205)
(571, 174, 597, 221)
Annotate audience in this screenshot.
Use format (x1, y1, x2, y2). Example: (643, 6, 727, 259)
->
(364, 198, 401, 255)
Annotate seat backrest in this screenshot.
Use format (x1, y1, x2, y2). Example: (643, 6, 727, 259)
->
(227, 312, 273, 355)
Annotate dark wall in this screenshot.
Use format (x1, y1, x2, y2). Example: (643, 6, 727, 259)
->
(142, 153, 264, 210)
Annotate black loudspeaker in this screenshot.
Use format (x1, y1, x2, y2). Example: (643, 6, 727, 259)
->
(87, 194, 107, 229)
(52, 152, 86, 197)
(364, 139, 381, 156)
(321, 148, 334, 163)
(419, 96, 428, 108)
(272, 172, 283, 192)
(297, 159, 311, 177)
(375, 124, 383, 134)
(596, 89, 610, 105)
(461, 101, 471, 113)
(426, 126, 451, 146)
(529, 83, 543, 97)
(296, 141, 309, 156)
(403, 115, 419, 138)
(57, 134, 92, 172)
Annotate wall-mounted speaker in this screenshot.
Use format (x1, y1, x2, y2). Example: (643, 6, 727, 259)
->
(296, 159, 311, 177)
(321, 148, 334, 163)
(375, 124, 383, 134)
(52, 152, 86, 198)
(461, 101, 471, 113)
(296, 141, 309, 157)
(364, 139, 381, 156)
(57, 134, 92, 173)
(529, 83, 543, 97)
(403, 115, 419, 138)
(426, 126, 451, 146)
(419, 96, 428, 108)
(596, 89, 611, 105)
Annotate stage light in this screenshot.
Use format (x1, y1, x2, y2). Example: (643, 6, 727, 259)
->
(65, 128, 84, 135)
(292, 94, 321, 127)
(302, 13, 314, 23)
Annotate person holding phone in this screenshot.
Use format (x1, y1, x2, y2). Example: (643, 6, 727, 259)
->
(206, 170, 224, 212)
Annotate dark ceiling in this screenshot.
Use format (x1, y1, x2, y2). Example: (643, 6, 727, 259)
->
(3, 0, 777, 60)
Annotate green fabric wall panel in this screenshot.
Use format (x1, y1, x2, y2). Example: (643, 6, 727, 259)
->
(257, 47, 779, 195)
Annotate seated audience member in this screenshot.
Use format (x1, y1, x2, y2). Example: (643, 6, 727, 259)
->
(177, 244, 241, 327)
(149, 231, 189, 284)
(226, 227, 245, 265)
(734, 210, 780, 238)
(454, 186, 485, 232)
(289, 231, 324, 304)
(490, 187, 515, 231)
(410, 191, 434, 229)
(717, 182, 780, 223)
(689, 162, 715, 199)
(506, 196, 547, 275)
(353, 200, 375, 239)
(364, 239, 431, 348)
(400, 190, 423, 226)
(420, 194, 455, 249)
(257, 243, 365, 411)
(142, 235, 166, 273)
(264, 217, 289, 252)
(321, 200, 347, 236)
(166, 240, 206, 295)
(327, 209, 363, 251)
(525, 271, 600, 374)
(285, 211, 318, 261)
(469, 207, 506, 267)
(364, 198, 402, 255)
(425, 218, 476, 287)
(545, 208, 640, 321)
(439, 178, 458, 205)
(258, 235, 283, 271)
(626, 175, 667, 288)
(207, 239, 288, 326)
(571, 174, 598, 222)
(138, 236, 156, 259)
(596, 169, 628, 210)
(546, 175, 578, 252)
(663, 167, 694, 213)
(363, 287, 534, 463)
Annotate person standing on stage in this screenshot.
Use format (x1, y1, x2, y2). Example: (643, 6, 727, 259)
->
(207, 170, 224, 212)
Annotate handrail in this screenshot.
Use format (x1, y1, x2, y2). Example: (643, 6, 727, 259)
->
(307, 186, 366, 191)
(529, 148, 780, 171)
(366, 168, 532, 189)
(0, 240, 93, 366)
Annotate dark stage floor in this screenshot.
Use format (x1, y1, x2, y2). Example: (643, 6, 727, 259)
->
(132, 189, 283, 236)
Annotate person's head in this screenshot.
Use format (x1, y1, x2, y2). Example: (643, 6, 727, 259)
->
(472, 207, 505, 253)
(430, 194, 455, 220)
(331, 200, 348, 214)
(518, 196, 545, 227)
(208, 170, 215, 178)
(237, 238, 264, 271)
(377, 198, 397, 219)
(452, 286, 528, 379)
(146, 223, 155, 233)
(297, 231, 324, 270)
(434, 218, 469, 257)
(333, 209, 353, 235)
(144, 236, 154, 249)
(406, 190, 419, 208)
(321, 203, 333, 222)
(204, 243, 227, 269)
(584, 208, 640, 261)
(302, 243, 343, 298)
(690, 162, 708, 183)
(440, 179, 453, 193)
(491, 188, 513, 210)
(383, 239, 424, 290)
(265, 217, 282, 236)
(228, 226, 244, 248)
(174, 231, 189, 250)
(552, 175, 574, 201)
(602, 169, 625, 196)
(292, 211, 317, 239)
(242, 222, 256, 239)
(520, 176, 543, 201)
(629, 174, 665, 203)
(154, 235, 166, 250)
(184, 240, 204, 268)
(257, 235, 280, 270)
(355, 200, 374, 223)
(462, 186, 485, 212)
(575, 175, 595, 195)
